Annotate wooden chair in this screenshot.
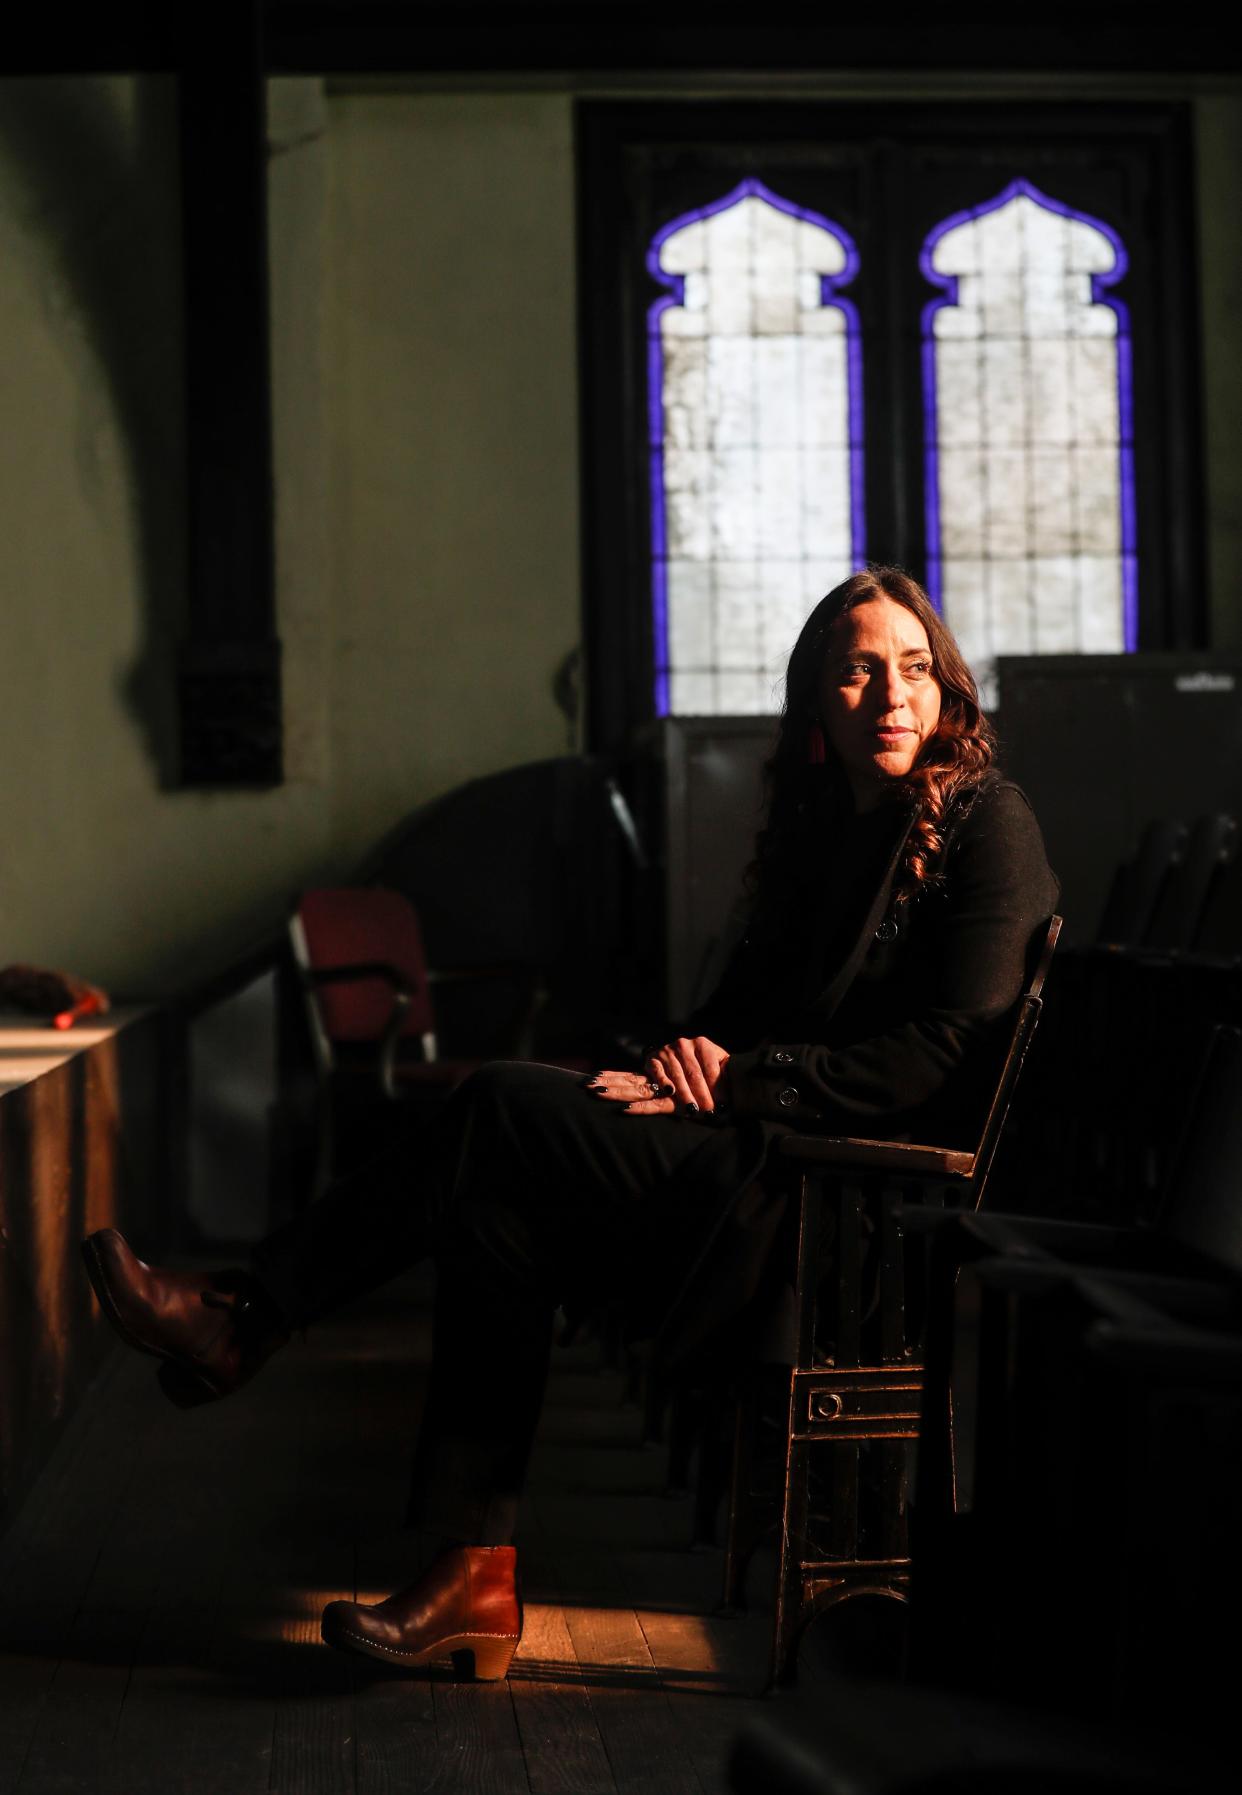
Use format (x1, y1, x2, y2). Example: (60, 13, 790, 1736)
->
(738, 914, 1062, 1687)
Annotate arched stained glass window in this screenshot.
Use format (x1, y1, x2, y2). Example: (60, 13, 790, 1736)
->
(922, 178, 1135, 707)
(647, 179, 863, 715)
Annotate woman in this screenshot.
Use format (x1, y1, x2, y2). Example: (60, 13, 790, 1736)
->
(81, 567, 1058, 1683)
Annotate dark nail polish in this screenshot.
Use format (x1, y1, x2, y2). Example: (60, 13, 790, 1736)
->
(685, 1101, 699, 1114)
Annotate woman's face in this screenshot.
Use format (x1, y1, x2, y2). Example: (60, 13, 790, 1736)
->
(818, 596, 943, 808)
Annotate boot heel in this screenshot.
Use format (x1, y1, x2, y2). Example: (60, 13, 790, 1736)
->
(451, 1636, 519, 1681)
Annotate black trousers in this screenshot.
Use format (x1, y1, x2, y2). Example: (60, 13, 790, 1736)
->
(252, 1063, 749, 1545)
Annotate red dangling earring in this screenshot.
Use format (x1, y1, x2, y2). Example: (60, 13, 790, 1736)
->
(807, 722, 826, 766)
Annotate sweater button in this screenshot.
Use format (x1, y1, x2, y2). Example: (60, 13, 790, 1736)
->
(773, 1050, 793, 1064)
(777, 1087, 799, 1108)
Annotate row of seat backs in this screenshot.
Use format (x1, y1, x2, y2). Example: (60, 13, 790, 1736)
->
(1095, 812, 1239, 956)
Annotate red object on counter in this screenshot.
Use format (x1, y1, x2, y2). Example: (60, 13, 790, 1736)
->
(53, 989, 108, 1029)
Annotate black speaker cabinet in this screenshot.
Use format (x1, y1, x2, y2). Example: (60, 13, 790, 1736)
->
(996, 654, 1242, 946)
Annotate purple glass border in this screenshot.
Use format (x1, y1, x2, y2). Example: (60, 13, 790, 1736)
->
(919, 176, 1137, 653)
(646, 177, 864, 716)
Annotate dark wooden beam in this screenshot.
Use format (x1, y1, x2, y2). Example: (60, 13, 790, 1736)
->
(264, 5, 1236, 77)
(6, 5, 1239, 75)
(177, 1, 282, 786)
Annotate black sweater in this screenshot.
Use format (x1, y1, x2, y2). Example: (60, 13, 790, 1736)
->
(688, 775, 1060, 1148)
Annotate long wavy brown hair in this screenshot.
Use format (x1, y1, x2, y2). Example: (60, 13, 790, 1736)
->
(752, 566, 997, 909)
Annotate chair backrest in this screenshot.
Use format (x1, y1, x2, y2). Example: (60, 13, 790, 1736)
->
(1189, 815, 1242, 962)
(1096, 819, 1187, 949)
(1160, 1024, 1242, 1279)
(1142, 813, 1237, 955)
(968, 913, 1062, 1205)
(292, 888, 437, 1047)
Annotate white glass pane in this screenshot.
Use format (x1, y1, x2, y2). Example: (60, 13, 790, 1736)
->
(660, 218, 705, 273)
(801, 449, 852, 559)
(990, 560, 1037, 656)
(665, 560, 714, 671)
(705, 203, 754, 336)
(755, 337, 800, 449)
(1072, 447, 1122, 555)
(756, 449, 802, 560)
(1028, 449, 1075, 557)
(706, 336, 757, 448)
(942, 559, 990, 669)
(800, 336, 848, 446)
(1072, 294, 1119, 338)
(1029, 337, 1072, 446)
(660, 299, 709, 339)
(753, 203, 798, 334)
(663, 448, 711, 560)
(662, 339, 709, 449)
(793, 213, 847, 278)
(1078, 557, 1124, 651)
(714, 562, 763, 670)
(980, 272, 1025, 338)
(981, 338, 1029, 448)
(670, 672, 715, 714)
(710, 448, 759, 559)
(985, 451, 1031, 559)
(939, 449, 987, 558)
(757, 560, 813, 670)
(1070, 338, 1120, 446)
(653, 186, 859, 714)
(1030, 556, 1079, 653)
(716, 671, 768, 713)
(930, 186, 1129, 674)
(1025, 271, 1071, 337)
(935, 342, 983, 448)
(800, 303, 847, 339)
(935, 300, 983, 340)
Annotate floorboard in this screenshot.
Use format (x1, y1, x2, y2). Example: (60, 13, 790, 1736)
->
(0, 1265, 853, 1795)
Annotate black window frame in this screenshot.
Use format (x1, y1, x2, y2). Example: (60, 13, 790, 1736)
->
(576, 99, 1204, 754)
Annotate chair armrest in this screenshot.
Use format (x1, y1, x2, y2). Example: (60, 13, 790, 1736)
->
(303, 962, 413, 1098)
(306, 961, 415, 998)
(776, 1133, 975, 1180)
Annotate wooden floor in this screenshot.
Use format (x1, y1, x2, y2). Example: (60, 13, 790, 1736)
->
(0, 1267, 858, 1795)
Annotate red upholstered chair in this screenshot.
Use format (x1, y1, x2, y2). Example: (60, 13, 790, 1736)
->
(289, 887, 547, 1196)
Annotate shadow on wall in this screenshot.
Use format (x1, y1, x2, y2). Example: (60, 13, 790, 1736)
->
(0, 75, 186, 784)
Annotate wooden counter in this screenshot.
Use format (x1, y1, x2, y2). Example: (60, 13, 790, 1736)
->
(0, 1006, 171, 1531)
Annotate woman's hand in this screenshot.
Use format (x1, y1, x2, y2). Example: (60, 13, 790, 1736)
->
(583, 1069, 678, 1115)
(648, 1036, 731, 1113)
(584, 1037, 731, 1116)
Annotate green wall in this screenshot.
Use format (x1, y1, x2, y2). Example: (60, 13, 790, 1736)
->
(0, 73, 1238, 995)
(0, 78, 580, 994)
(322, 90, 580, 866)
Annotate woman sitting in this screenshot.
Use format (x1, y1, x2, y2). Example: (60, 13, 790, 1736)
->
(81, 566, 1058, 1683)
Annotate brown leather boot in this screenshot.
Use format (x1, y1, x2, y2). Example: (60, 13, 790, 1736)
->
(321, 1546, 521, 1680)
(81, 1228, 288, 1408)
